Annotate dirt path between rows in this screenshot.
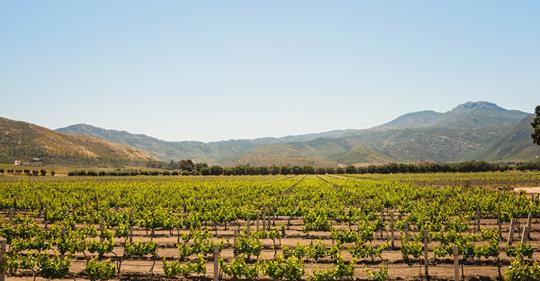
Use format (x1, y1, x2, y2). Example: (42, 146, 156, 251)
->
(514, 187, 540, 193)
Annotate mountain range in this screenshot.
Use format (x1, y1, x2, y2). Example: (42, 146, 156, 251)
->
(50, 101, 540, 166)
(0, 101, 537, 167)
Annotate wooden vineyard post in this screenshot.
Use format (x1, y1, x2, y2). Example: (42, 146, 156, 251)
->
(256, 214, 260, 231)
(453, 245, 459, 281)
(380, 209, 385, 239)
(8, 208, 13, 222)
(287, 216, 292, 230)
(100, 217, 105, 242)
(423, 229, 429, 280)
(404, 221, 409, 244)
(38, 204, 43, 218)
(475, 205, 481, 232)
(0, 240, 6, 281)
(213, 245, 219, 281)
(521, 227, 529, 244)
(100, 217, 105, 240)
(129, 209, 134, 242)
(497, 211, 503, 240)
(60, 227, 66, 259)
(390, 212, 395, 249)
(508, 218, 515, 245)
(233, 230, 239, 258)
(43, 209, 48, 229)
(527, 213, 532, 240)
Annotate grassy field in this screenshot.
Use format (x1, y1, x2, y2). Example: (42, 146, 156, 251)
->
(1, 172, 540, 281)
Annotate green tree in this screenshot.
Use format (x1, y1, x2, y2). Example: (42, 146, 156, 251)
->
(210, 165, 224, 175)
(292, 166, 303, 175)
(532, 105, 540, 145)
(270, 165, 280, 175)
(200, 167, 210, 175)
(259, 166, 270, 175)
(302, 166, 315, 174)
(196, 162, 209, 172)
(280, 166, 291, 175)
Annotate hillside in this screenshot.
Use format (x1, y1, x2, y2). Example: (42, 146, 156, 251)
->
(371, 102, 528, 132)
(54, 101, 537, 166)
(371, 110, 442, 130)
(233, 101, 530, 164)
(0, 117, 154, 165)
(235, 138, 392, 167)
(356, 101, 531, 162)
(58, 124, 279, 164)
(58, 124, 360, 164)
(481, 115, 540, 161)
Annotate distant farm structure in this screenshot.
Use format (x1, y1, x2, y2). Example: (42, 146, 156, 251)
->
(14, 158, 43, 166)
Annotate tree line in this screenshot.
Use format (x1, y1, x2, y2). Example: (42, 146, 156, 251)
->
(0, 168, 55, 176)
(62, 160, 540, 177)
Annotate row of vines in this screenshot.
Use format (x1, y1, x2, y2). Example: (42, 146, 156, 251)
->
(0, 174, 540, 280)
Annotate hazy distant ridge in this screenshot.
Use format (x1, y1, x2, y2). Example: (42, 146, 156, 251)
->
(56, 101, 539, 166)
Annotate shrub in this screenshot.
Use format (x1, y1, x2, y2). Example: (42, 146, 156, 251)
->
(505, 260, 540, 281)
(364, 263, 389, 281)
(163, 255, 206, 278)
(219, 257, 259, 279)
(310, 257, 354, 281)
(506, 243, 534, 259)
(262, 256, 304, 281)
(38, 255, 71, 279)
(86, 258, 117, 281)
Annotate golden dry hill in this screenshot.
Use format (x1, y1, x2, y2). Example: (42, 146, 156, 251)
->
(0, 116, 154, 165)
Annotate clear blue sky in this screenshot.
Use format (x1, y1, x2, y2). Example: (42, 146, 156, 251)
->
(1, 1, 538, 142)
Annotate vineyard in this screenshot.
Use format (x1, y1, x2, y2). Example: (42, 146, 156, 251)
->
(1, 173, 540, 281)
